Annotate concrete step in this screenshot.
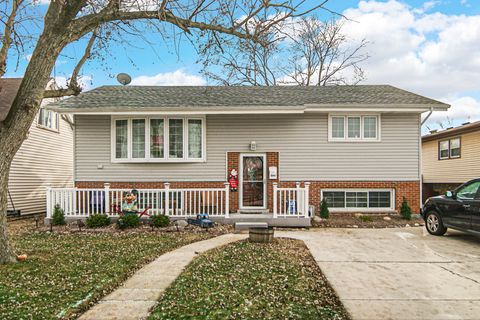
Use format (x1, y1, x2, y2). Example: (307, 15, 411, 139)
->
(234, 222, 269, 233)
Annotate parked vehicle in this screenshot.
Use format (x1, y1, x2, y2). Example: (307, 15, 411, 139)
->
(422, 179, 480, 236)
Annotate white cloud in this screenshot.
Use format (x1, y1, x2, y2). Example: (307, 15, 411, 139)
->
(341, 0, 480, 128)
(131, 70, 206, 86)
(426, 96, 480, 127)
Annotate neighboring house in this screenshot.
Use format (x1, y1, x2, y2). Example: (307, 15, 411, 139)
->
(0, 78, 74, 216)
(45, 85, 448, 225)
(422, 120, 480, 202)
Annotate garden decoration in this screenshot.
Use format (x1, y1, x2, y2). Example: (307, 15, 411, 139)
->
(122, 191, 138, 215)
(187, 213, 214, 229)
(111, 190, 151, 218)
(228, 168, 238, 192)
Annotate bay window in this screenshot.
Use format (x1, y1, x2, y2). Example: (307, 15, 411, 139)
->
(112, 116, 205, 162)
(329, 114, 380, 141)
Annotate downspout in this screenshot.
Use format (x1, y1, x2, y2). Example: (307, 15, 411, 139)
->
(421, 106, 434, 125)
(419, 107, 434, 209)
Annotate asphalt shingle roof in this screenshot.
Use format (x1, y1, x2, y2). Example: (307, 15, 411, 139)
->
(47, 85, 449, 111)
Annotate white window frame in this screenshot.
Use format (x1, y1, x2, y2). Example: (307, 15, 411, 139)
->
(328, 114, 381, 142)
(321, 188, 395, 212)
(37, 108, 60, 132)
(111, 116, 206, 163)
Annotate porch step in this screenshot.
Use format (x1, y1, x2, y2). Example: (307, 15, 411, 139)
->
(234, 222, 268, 233)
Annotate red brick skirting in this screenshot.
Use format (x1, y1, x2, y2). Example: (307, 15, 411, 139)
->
(77, 151, 419, 214)
(77, 180, 419, 215)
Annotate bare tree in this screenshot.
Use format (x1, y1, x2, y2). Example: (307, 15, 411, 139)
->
(286, 17, 368, 86)
(0, 0, 332, 264)
(203, 15, 369, 86)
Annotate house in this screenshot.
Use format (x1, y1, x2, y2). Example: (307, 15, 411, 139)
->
(45, 85, 449, 226)
(0, 78, 74, 216)
(422, 120, 480, 202)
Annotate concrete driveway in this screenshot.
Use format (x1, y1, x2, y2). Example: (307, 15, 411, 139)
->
(278, 227, 480, 320)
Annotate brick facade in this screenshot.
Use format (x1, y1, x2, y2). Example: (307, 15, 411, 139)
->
(76, 152, 420, 214)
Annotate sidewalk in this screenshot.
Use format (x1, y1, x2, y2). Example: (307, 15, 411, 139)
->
(79, 233, 247, 320)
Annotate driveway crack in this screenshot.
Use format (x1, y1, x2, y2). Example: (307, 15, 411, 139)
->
(439, 265, 480, 285)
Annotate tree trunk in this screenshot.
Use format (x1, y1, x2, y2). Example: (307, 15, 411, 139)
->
(0, 157, 15, 264)
(0, 14, 69, 264)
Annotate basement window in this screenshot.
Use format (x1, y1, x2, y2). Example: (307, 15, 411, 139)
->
(322, 189, 394, 211)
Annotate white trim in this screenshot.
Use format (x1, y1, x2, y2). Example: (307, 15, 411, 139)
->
(321, 188, 395, 212)
(328, 114, 381, 142)
(111, 115, 206, 163)
(239, 153, 267, 210)
(52, 109, 306, 115)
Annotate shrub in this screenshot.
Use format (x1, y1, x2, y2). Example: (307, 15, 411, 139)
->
(400, 197, 412, 220)
(150, 215, 170, 228)
(319, 199, 329, 219)
(52, 204, 66, 226)
(117, 214, 140, 230)
(86, 214, 111, 228)
(358, 215, 373, 222)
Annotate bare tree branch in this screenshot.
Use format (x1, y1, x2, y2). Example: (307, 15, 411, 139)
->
(0, 0, 24, 77)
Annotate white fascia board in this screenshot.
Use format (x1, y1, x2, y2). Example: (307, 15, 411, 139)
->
(305, 104, 450, 112)
(48, 107, 306, 115)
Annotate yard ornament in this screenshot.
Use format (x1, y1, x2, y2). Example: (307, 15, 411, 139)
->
(228, 169, 238, 192)
(122, 191, 138, 213)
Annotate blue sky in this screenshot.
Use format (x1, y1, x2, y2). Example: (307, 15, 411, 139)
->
(4, 0, 480, 130)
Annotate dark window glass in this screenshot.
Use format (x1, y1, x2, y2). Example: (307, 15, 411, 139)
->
(323, 191, 345, 208)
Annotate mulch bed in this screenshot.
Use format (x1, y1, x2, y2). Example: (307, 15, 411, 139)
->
(312, 213, 425, 229)
(8, 216, 233, 236)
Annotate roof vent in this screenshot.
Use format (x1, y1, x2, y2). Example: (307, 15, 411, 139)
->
(462, 121, 470, 125)
(429, 129, 438, 134)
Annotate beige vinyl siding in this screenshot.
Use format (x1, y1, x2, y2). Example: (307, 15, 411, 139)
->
(422, 130, 480, 183)
(7, 115, 74, 215)
(74, 113, 420, 182)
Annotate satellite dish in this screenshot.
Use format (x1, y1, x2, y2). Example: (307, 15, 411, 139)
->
(116, 73, 132, 86)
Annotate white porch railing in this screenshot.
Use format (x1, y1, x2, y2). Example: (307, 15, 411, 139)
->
(273, 182, 310, 218)
(46, 183, 230, 219)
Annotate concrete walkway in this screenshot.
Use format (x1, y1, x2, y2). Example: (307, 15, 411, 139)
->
(277, 228, 480, 320)
(79, 233, 247, 320)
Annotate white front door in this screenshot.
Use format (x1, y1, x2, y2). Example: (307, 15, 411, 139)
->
(240, 153, 267, 209)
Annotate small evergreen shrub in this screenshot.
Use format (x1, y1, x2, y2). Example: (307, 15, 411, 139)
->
(358, 215, 373, 222)
(400, 197, 412, 220)
(319, 199, 330, 219)
(116, 214, 140, 230)
(86, 214, 111, 228)
(52, 204, 66, 226)
(150, 215, 170, 228)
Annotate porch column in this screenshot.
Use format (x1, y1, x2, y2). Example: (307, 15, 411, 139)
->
(104, 183, 110, 215)
(164, 183, 170, 216)
(304, 182, 311, 218)
(224, 182, 230, 218)
(273, 182, 278, 218)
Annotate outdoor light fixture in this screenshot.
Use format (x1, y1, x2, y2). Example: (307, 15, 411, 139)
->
(250, 141, 257, 151)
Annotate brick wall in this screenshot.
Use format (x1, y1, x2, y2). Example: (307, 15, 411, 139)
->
(278, 180, 421, 214)
(76, 152, 420, 214)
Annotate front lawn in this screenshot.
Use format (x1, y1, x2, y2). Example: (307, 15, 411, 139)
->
(150, 238, 350, 320)
(0, 228, 212, 319)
